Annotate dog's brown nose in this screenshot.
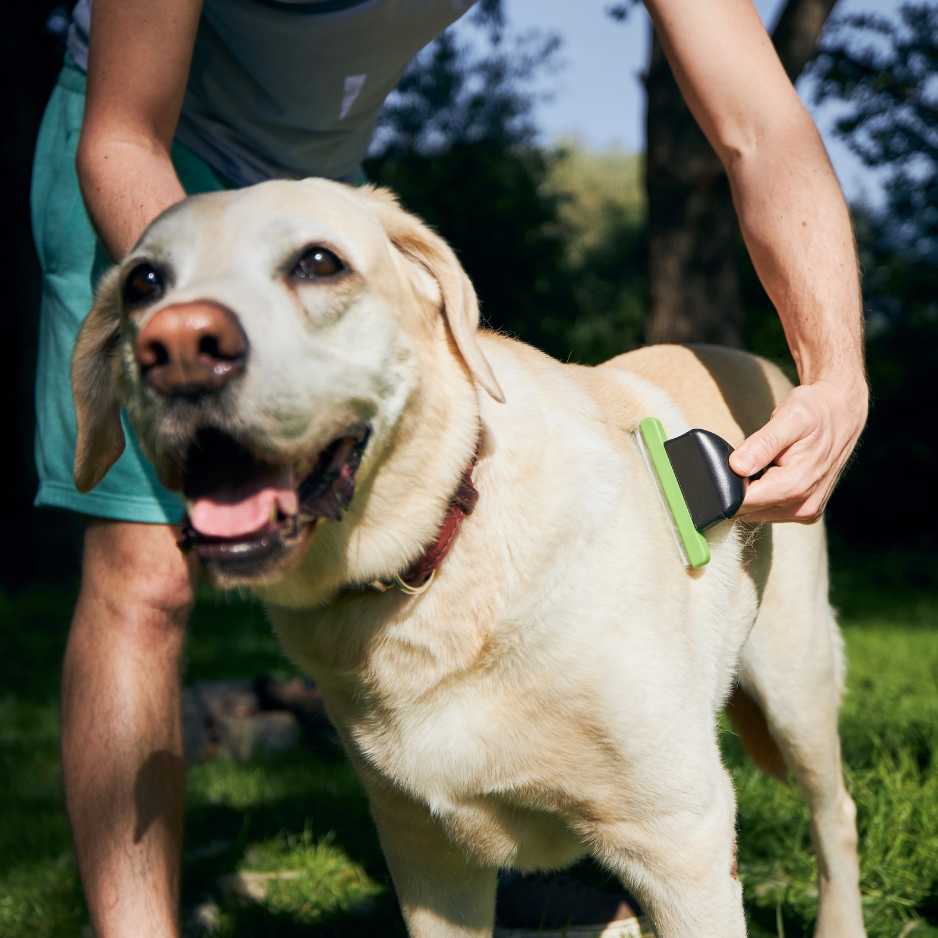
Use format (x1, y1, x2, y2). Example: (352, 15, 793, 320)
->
(135, 301, 247, 396)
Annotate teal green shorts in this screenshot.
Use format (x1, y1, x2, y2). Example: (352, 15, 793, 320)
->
(31, 63, 232, 523)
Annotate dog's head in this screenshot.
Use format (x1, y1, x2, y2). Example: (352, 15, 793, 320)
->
(73, 179, 503, 587)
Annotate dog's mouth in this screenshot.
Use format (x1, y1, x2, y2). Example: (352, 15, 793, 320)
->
(178, 424, 371, 576)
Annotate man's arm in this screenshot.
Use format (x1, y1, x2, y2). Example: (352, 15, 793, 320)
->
(78, 0, 203, 259)
(644, 0, 868, 523)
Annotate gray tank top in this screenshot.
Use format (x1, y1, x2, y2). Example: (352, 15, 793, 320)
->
(67, 0, 476, 186)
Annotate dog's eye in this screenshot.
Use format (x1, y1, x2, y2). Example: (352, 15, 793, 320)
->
(291, 246, 345, 280)
(123, 263, 165, 308)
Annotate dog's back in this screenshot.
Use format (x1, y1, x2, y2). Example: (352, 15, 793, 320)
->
(601, 343, 793, 445)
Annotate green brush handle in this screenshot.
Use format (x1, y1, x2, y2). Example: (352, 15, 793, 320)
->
(639, 417, 711, 568)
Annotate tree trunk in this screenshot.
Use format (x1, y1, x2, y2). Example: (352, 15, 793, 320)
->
(643, 32, 739, 346)
(643, 0, 840, 346)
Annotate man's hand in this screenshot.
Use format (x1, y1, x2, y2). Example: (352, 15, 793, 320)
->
(730, 376, 868, 523)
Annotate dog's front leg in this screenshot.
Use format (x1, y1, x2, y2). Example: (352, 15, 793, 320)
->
(591, 764, 747, 938)
(370, 794, 497, 938)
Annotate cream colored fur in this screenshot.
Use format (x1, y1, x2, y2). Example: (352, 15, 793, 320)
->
(72, 179, 865, 938)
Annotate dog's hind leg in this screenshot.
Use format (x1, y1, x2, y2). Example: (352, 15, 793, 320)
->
(588, 752, 747, 938)
(736, 532, 866, 938)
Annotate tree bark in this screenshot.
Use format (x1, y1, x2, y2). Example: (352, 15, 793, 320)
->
(772, 0, 841, 82)
(643, 0, 839, 346)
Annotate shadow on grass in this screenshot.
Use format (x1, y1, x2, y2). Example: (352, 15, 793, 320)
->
(180, 745, 402, 935)
(215, 890, 407, 938)
(745, 903, 811, 938)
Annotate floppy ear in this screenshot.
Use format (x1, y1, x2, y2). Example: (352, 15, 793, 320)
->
(366, 187, 505, 403)
(71, 267, 126, 492)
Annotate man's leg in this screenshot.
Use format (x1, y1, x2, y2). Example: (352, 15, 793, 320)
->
(62, 520, 196, 938)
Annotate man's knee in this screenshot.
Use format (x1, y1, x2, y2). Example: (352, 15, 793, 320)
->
(78, 519, 196, 637)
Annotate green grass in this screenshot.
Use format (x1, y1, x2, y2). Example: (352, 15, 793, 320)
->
(1, 553, 936, 937)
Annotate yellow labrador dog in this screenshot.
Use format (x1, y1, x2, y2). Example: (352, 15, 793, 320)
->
(72, 179, 865, 938)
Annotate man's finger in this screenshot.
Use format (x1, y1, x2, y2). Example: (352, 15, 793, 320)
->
(737, 504, 825, 524)
(736, 465, 804, 516)
(729, 401, 815, 477)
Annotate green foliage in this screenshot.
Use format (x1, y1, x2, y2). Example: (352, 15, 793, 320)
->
(812, 3, 938, 264)
(542, 144, 647, 361)
(546, 141, 644, 257)
(606, 1, 643, 22)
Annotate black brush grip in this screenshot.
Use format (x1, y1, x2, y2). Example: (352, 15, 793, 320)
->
(663, 430, 745, 531)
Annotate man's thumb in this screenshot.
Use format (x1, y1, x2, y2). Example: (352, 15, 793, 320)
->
(730, 404, 809, 477)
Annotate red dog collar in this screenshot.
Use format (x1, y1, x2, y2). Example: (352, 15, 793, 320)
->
(364, 443, 480, 596)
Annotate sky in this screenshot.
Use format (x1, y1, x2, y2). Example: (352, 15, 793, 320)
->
(460, 0, 901, 204)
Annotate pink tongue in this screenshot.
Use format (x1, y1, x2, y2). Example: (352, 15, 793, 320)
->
(188, 467, 298, 539)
